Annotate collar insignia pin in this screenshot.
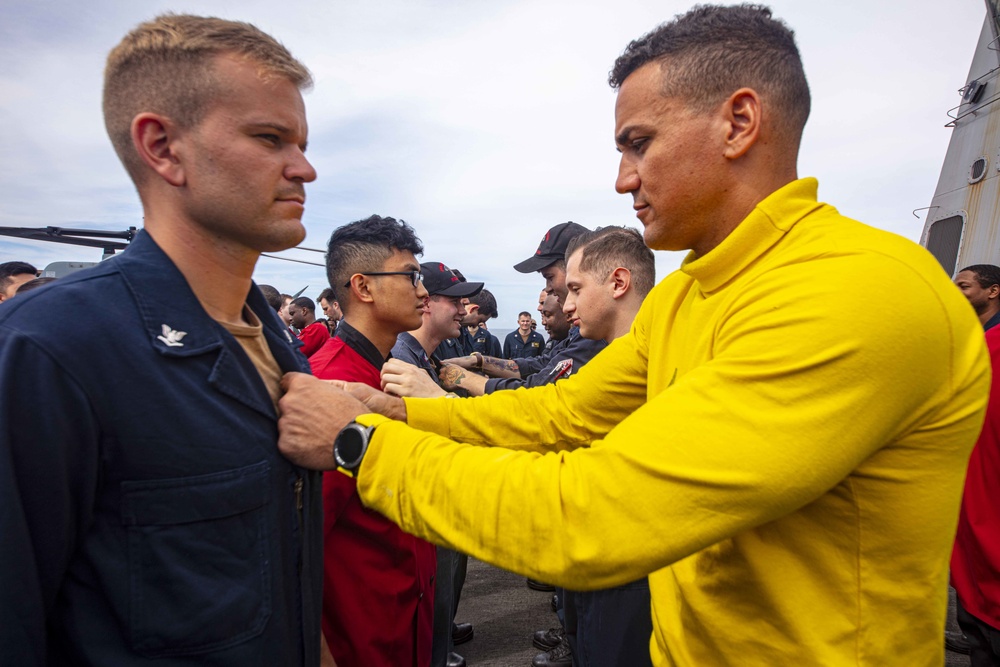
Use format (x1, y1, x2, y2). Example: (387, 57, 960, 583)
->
(157, 324, 187, 347)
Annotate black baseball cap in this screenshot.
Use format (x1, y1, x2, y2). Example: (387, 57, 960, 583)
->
(513, 222, 589, 273)
(420, 262, 484, 298)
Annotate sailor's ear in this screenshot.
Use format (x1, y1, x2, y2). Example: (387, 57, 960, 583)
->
(131, 113, 186, 187)
(346, 274, 376, 305)
(609, 267, 631, 299)
(721, 88, 761, 160)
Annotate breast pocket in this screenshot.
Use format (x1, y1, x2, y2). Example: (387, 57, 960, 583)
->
(120, 461, 272, 657)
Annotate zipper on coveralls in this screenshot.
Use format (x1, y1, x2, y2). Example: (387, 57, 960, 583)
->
(294, 475, 304, 527)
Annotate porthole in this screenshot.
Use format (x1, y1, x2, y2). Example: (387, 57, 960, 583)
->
(924, 214, 965, 276)
(970, 156, 988, 183)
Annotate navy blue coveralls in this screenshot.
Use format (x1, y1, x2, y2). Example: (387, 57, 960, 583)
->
(502, 328, 545, 359)
(469, 325, 502, 357)
(0, 231, 323, 666)
(434, 328, 475, 361)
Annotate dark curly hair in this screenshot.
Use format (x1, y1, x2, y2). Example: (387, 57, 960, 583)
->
(470, 288, 498, 320)
(325, 215, 423, 313)
(609, 4, 810, 140)
(960, 264, 1000, 289)
(0, 261, 38, 294)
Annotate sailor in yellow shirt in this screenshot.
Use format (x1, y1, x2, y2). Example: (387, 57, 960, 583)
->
(277, 5, 990, 665)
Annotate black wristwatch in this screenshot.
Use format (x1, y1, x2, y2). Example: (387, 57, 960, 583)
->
(333, 422, 375, 476)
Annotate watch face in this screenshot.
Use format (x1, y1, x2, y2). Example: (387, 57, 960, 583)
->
(335, 424, 367, 470)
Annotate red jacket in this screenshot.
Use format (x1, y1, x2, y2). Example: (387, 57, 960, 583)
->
(952, 325, 1000, 630)
(310, 335, 436, 667)
(298, 321, 330, 358)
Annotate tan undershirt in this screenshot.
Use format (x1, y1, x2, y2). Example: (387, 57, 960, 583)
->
(217, 307, 283, 413)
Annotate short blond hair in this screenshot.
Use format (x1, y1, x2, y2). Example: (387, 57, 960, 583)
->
(103, 14, 312, 184)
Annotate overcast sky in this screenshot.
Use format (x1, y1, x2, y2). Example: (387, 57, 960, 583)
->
(0, 0, 987, 335)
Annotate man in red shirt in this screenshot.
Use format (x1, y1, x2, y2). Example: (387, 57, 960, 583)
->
(951, 265, 1000, 665)
(308, 215, 436, 667)
(289, 296, 329, 357)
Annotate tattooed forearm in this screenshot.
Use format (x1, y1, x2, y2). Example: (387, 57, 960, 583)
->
(440, 365, 466, 386)
(440, 364, 489, 396)
(481, 357, 520, 378)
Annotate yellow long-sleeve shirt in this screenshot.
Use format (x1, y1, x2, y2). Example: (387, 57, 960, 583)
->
(356, 178, 989, 665)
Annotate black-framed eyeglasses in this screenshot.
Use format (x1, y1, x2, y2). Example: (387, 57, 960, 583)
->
(344, 271, 423, 288)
